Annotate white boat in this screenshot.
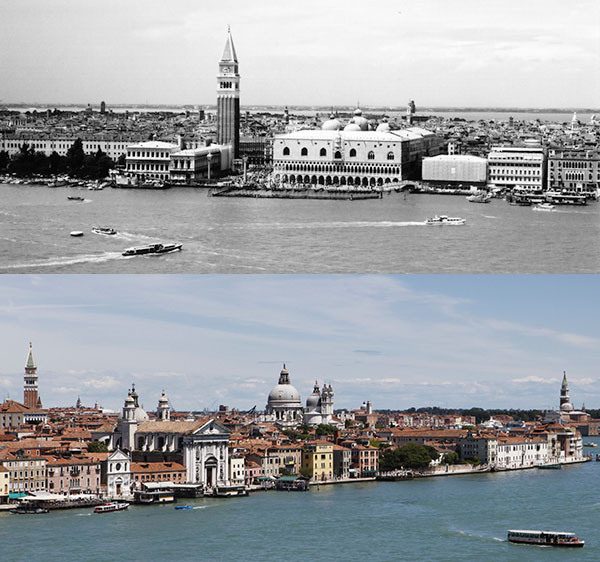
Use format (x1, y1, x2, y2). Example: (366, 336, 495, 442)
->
(466, 193, 492, 203)
(507, 530, 584, 548)
(92, 227, 117, 236)
(94, 502, 129, 514)
(122, 243, 183, 257)
(425, 215, 466, 226)
(532, 203, 555, 212)
(70, 231, 84, 237)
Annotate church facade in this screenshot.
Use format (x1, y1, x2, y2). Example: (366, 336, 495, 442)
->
(111, 386, 231, 488)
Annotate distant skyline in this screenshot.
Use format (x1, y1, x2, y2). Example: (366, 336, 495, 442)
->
(1, 0, 599, 108)
(1, 275, 600, 412)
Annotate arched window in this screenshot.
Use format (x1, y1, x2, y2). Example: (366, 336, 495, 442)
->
(349, 148, 357, 157)
(334, 151, 342, 159)
(387, 152, 394, 161)
(301, 147, 308, 156)
(283, 147, 290, 156)
(320, 148, 327, 157)
(368, 151, 375, 160)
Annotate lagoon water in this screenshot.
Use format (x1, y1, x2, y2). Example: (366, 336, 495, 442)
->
(1, 184, 600, 273)
(1, 448, 599, 562)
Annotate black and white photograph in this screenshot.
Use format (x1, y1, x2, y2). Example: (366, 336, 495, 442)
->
(0, 0, 599, 560)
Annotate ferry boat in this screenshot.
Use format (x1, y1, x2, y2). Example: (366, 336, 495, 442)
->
(93, 502, 129, 514)
(425, 215, 466, 226)
(466, 193, 492, 203)
(122, 243, 183, 257)
(537, 462, 561, 470)
(67, 196, 85, 201)
(132, 489, 175, 504)
(507, 530, 584, 548)
(92, 227, 117, 236)
(70, 231, 84, 237)
(532, 202, 555, 212)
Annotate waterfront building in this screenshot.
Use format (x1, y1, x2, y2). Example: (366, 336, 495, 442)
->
(105, 448, 131, 498)
(169, 144, 233, 184)
(0, 452, 46, 494)
(487, 145, 546, 191)
(130, 461, 186, 485)
(0, 466, 9, 504)
(124, 141, 179, 181)
(494, 436, 549, 469)
(547, 148, 600, 195)
(422, 154, 488, 190)
(23, 342, 42, 410)
(458, 433, 498, 464)
(272, 112, 443, 188)
(332, 445, 351, 479)
(265, 365, 304, 429)
(301, 441, 334, 481)
(216, 28, 240, 158)
(349, 444, 379, 477)
(229, 454, 245, 485)
(558, 372, 590, 424)
(45, 455, 102, 495)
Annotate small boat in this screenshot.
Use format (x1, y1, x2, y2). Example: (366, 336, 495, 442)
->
(92, 227, 117, 236)
(466, 193, 492, 203)
(174, 505, 194, 510)
(425, 215, 466, 226)
(70, 231, 84, 237)
(583, 442, 597, 447)
(67, 196, 85, 201)
(507, 530, 584, 548)
(532, 202, 555, 212)
(122, 243, 183, 257)
(10, 506, 49, 515)
(94, 502, 129, 514)
(537, 462, 561, 469)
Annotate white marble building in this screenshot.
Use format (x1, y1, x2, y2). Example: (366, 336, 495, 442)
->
(106, 449, 131, 498)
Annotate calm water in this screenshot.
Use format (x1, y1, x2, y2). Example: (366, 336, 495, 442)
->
(1, 184, 600, 273)
(1, 448, 599, 561)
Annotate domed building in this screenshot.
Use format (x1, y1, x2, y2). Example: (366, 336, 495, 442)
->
(265, 365, 304, 428)
(321, 114, 343, 131)
(304, 381, 335, 426)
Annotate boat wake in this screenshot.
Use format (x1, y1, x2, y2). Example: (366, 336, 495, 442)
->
(114, 231, 162, 243)
(0, 251, 126, 271)
(482, 215, 497, 219)
(193, 506, 207, 510)
(233, 221, 428, 230)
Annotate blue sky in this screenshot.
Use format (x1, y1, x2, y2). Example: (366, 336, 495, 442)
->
(1, 0, 598, 107)
(0, 275, 598, 412)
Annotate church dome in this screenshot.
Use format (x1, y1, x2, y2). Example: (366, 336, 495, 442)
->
(133, 407, 149, 421)
(322, 114, 342, 131)
(306, 381, 321, 410)
(268, 383, 301, 404)
(376, 122, 391, 132)
(344, 123, 361, 132)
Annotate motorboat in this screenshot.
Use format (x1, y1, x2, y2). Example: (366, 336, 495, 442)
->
(507, 530, 584, 548)
(92, 227, 117, 236)
(94, 502, 129, 514)
(532, 202, 555, 212)
(466, 193, 492, 203)
(67, 196, 85, 201)
(583, 442, 597, 447)
(537, 462, 561, 469)
(174, 505, 194, 510)
(70, 231, 84, 237)
(122, 243, 183, 257)
(10, 506, 49, 515)
(425, 215, 466, 226)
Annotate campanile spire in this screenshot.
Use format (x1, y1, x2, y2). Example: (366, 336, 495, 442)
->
(217, 27, 240, 158)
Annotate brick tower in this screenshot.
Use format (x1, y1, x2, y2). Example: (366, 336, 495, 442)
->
(216, 27, 240, 158)
(23, 342, 42, 409)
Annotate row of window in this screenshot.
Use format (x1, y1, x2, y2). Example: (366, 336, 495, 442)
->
(127, 151, 171, 158)
(282, 147, 395, 161)
(550, 160, 599, 168)
(127, 163, 169, 172)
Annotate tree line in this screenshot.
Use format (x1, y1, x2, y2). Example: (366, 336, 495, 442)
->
(0, 139, 122, 179)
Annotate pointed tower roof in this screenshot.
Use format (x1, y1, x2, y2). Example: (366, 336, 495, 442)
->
(561, 371, 568, 388)
(26, 342, 35, 370)
(221, 27, 238, 63)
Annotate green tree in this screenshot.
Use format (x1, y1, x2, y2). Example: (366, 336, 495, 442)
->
(0, 150, 9, 172)
(87, 441, 109, 453)
(66, 139, 85, 176)
(315, 424, 336, 436)
(379, 443, 440, 471)
(442, 451, 460, 465)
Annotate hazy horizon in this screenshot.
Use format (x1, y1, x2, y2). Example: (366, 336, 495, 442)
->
(1, 0, 598, 108)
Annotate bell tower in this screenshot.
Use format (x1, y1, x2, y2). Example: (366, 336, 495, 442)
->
(23, 342, 41, 409)
(217, 26, 240, 158)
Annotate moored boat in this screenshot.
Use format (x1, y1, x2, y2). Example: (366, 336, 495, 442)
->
(537, 462, 561, 469)
(10, 506, 49, 515)
(122, 243, 183, 257)
(94, 502, 129, 514)
(507, 530, 584, 548)
(70, 231, 84, 237)
(466, 193, 492, 203)
(92, 227, 117, 236)
(425, 215, 466, 226)
(532, 202, 555, 212)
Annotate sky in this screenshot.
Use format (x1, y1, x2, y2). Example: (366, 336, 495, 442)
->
(1, 0, 599, 108)
(1, 274, 599, 412)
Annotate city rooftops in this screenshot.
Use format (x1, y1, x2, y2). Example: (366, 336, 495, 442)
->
(275, 127, 435, 143)
(126, 141, 178, 150)
(423, 154, 487, 163)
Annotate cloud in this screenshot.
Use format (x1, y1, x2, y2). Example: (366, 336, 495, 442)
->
(511, 376, 558, 385)
(353, 349, 383, 356)
(83, 376, 120, 390)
